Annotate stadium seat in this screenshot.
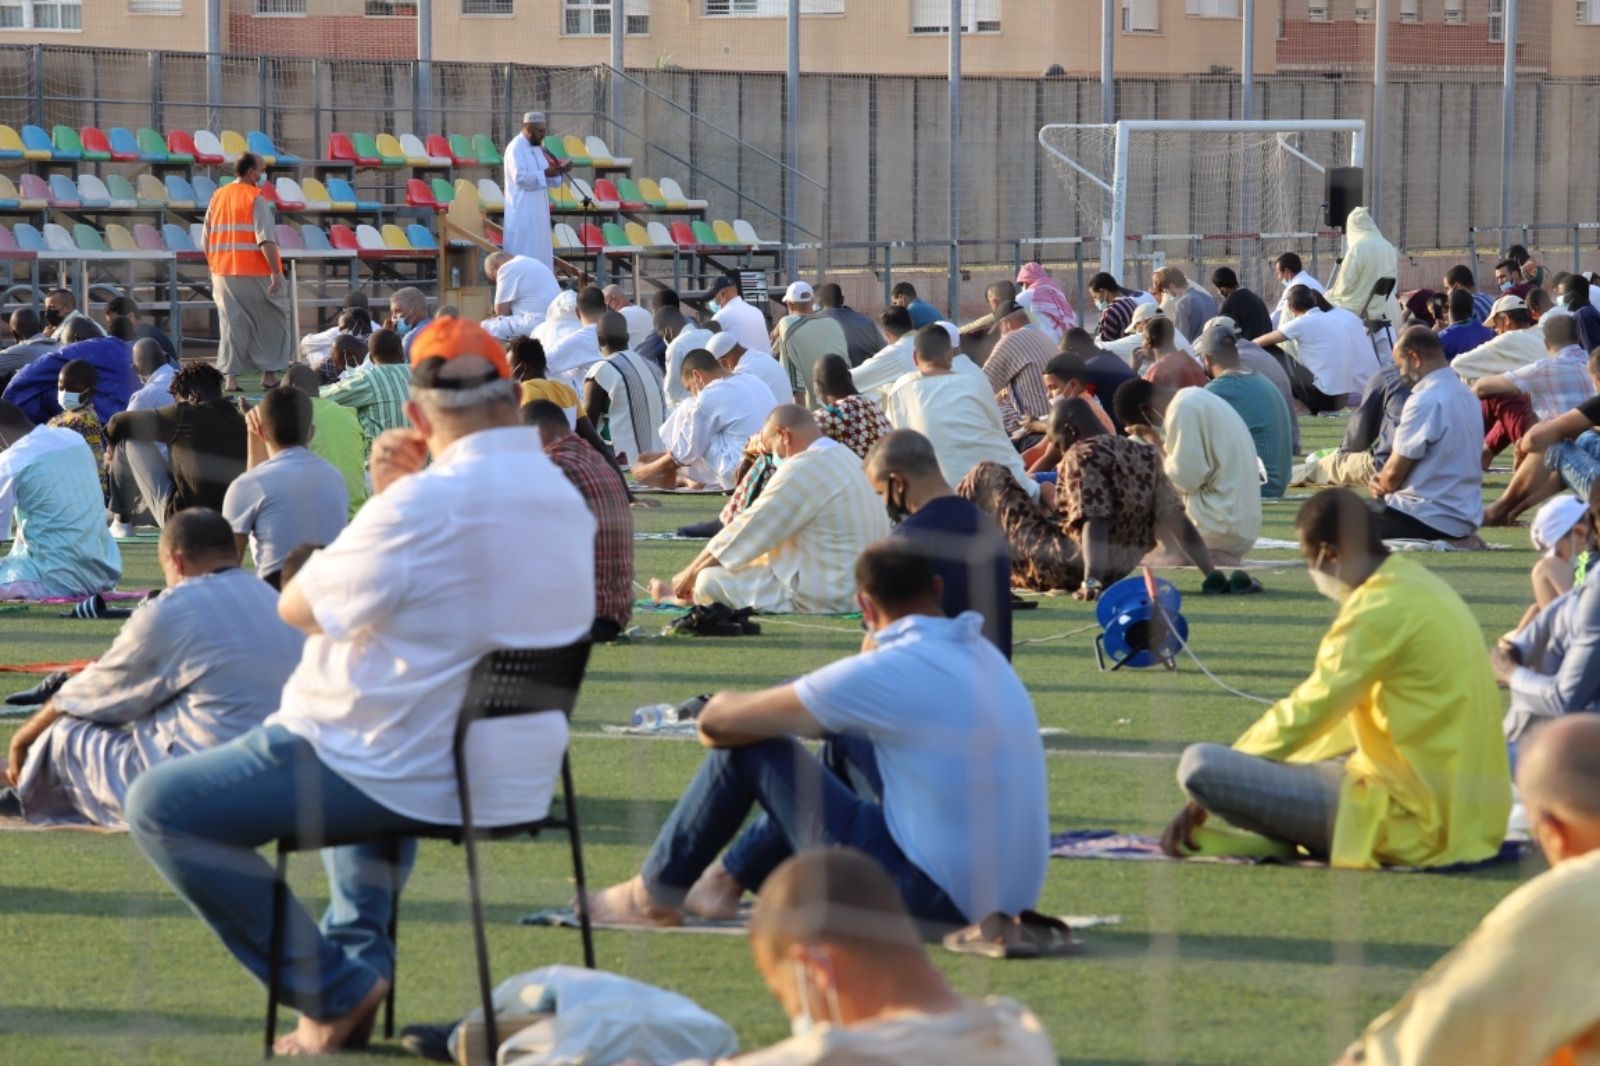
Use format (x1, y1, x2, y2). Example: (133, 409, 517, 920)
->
(74, 173, 113, 209)
(300, 177, 343, 212)
(592, 177, 623, 205)
(547, 183, 575, 212)
(445, 133, 477, 167)
(577, 223, 605, 250)
(328, 223, 360, 252)
(570, 177, 617, 210)
(49, 125, 84, 161)
(42, 223, 77, 252)
(133, 223, 165, 251)
(645, 220, 673, 247)
(405, 178, 441, 211)
(475, 179, 504, 212)
(249, 130, 298, 165)
(553, 223, 581, 251)
(582, 135, 630, 168)
(13, 223, 46, 251)
(299, 224, 334, 252)
(429, 177, 455, 205)
(161, 221, 197, 252)
(326, 133, 364, 167)
(0, 226, 24, 256)
(668, 221, 697, 247)
(274, 223, 305, 251)
(733, 219, 773, 245)
(164, 175, 198, 210)
(88, 174, 135, 211)
(469, 134, 499, 167)
(560, 135, 593, 167)
(354, 132, 403, 168)
(610, 177, 647, 211)
(354, 223, 389, 251)
(72, 223, 107, 252)
(373, 133, 409, 167)
(0, 175, 18, 209)
(79, 127, 112, 162)
(0, 125, 25, 161)
(541, 135, 569, 165)
(135, 127, 169, 163)
(405, 223, 437, 250)
(712, 219, 741, 245)
(637, 179, 671, 210)
(17, 174, 51, 210)
(602, 221, 636, 250)
(103, 223, 136, 252)
(192, 130, 226, 165)
(324, 177, 378, 213)
(658, 177, 706, 210)
(219, 130, 250, 163)
(20, 125, 55, 161)
(45, 174, 82, 209)
(425, 134, 465, 166)
(623, 221, 653, 248)
(166, 129, 205, 165)
(273, 177, 307, 211)
(135, 174, 169, 208)
(398, 133, 449, 168)
(379, 223, 413, 250)
(691, 219, 720, 246)
(105, 128, 141, 163)
(191, 174, 218, 207)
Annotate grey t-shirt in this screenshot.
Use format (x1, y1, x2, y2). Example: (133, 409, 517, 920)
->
(222, 446, 349, 577)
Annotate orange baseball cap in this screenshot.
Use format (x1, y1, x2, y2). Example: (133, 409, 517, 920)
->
(407, 318, 512, 382)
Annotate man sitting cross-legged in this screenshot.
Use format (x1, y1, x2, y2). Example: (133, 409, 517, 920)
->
(1469, 313, 1594, 470)
(657, 405, 889, 613)
(105, 362, 247, 526)
(586, 539, 1048, 931)
(1483, 349, 1600, 526)
(633, 349, 776, 490)
(1339, 715, 1600, 1065)
(960, 398, 1215, 597)
(3, 509, 303, 827)
(124, 320, 596, 1056)
(1161, 488, 1510, 868)
(1291, 344, 1410, 490)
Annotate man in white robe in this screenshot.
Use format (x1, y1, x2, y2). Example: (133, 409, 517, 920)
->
(3, 509, 303, 828)
(501, 111, 570, 271)
(481, 251, 560, 342)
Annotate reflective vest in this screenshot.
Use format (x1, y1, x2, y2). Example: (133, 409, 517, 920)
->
(204, 181, 272, 277)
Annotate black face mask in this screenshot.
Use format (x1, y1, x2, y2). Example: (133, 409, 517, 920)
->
(43, 307, 64, 327)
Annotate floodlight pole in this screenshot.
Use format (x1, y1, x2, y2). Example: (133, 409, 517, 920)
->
(416, 0, 433, 132)
(1240, 0, 1254, 120)
(785, 0, 799, 280)
(609, 0, 624, 136)
(205, 0, 221, 132)
(947, 0, 962, 319)
(1100, 0, 1114, 125)
(1369, 0, 1389, 226)
(1498, 0, 1519, 250)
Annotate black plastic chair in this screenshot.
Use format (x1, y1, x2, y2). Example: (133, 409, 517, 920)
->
(263, 641, 596, 1061)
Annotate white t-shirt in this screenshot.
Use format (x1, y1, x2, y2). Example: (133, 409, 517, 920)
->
(494, 256, 560, 322)
(545, 323, 601, 389)
(619, 303, 653, 349)
(1273, 269, 1327, 324)
(1280, 307, 1357, 396)
(721, 999, 1056, 1066)
(733, 349, 794, 406)
(712, 294, 770, 354)
(267, 426, 595, 827)
(584, 349, 667, 464)
(667, 373, 776, 488)
(1326, 304, 1383, 393)
(664, 326, 714, 408)
(850, 335, 917, 402)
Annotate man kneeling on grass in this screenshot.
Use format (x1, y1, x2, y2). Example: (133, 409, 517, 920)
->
(587, 538, 1048, 931)
(1160, 488, 1510, 868)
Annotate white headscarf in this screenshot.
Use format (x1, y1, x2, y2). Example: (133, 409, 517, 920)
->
(531, 289, 580, 350)
(1530, 495, 1589, 556)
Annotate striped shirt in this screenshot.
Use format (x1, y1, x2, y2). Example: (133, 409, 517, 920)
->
(543, 431, 634, 631)
(1094, 296, 1140, 344)
(982, 326, 1056, 421)
(1506, 345, 1597, 422)
(323, 362, 411, 450)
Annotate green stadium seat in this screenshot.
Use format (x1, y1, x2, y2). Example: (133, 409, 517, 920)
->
(49, 125, 84, 161)
(691, 219, 719, 246)
(135, 128, 169, 163)
(469, 134, 499, 167)
(72, 223, 106, 251)
(429, 177, 455, 205)
(447, 133, 476, 166)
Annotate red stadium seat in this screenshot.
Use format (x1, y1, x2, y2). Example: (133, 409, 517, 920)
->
(173, 129, 222, 165)
(405, 178, 442, 212)
(426, 134, 470, 167)
(328, 223, 361, 251)
(594, 178, 639, 210)
(669, 221, 698, 247)
(326, 133, 376, 167)
(578, 223, 606, 250)
(80, 126, 113, 160)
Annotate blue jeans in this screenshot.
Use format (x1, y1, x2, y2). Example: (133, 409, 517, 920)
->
(639, 736, 966, 927)
(1547, 430, 1600, 498)
(125, 725, 427, 1020)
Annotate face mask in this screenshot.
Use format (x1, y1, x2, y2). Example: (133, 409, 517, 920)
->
(1093, 299, 1109, 311)
(44, 307, 64, 327)
(708, 300, 721, 314)
(788, 957, 837, 1038)
(1309, 548, 1353, 604)
(393, 315, 411, 338)
(1500, 281, 1514, 293)
(57, 389, 84, 411)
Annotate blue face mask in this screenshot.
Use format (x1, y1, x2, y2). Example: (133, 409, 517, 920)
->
(57, 389, 84, 411)
(393, 315, 411, 338)
(708, 300, 721, 314)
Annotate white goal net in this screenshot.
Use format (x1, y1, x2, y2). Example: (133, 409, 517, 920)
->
(1038, 120, 1365, 292)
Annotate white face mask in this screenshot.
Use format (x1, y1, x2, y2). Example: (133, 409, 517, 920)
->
(57, 389, 84, 411)
(1308, 548, 1353, 604)
(788, 955, 839, 1038)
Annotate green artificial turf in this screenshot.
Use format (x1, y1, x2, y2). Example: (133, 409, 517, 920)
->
(0, 416, 1544, 1065)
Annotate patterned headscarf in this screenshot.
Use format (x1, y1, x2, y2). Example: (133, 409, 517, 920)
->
(1015, 262, 1078, 335)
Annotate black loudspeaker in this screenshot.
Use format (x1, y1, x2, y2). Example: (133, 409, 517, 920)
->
(1326, 167, 1364, 230)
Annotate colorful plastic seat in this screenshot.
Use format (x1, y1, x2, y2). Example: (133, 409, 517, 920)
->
(373, 133, 410, 167)
(475, 179, 505, 212)
(691, 219, 720, 246)
(575, 223, 605, 250)
(546, 183, 575, 211)
(17, 174, 51, 210)
(619, 221, 648, 247)
(353, 132, 403, 168)
(446, 133, 477, 167)
(327, 133, 364, 167)
(20, 125, 56, 161)
(602, 221, 635, 249)
(72, 223, 107, 252)
(423, 134, 459, 165)
(0, 175, 19, 209)
(712, 219, 741, 245)
(668, 221, 697, 247)
(274, 223, 306, 251)
(106, 127, 141, 163)
(560, 135, 592, 167)
(570, 177, 616, 210)
(378, 223, 412, 250)
(135, 174, 169, 208)
(49, 125, 85, 161)
(328, 223, 361, 252)
(0, 125, 25, 161)
(219, 130, 250, 163)
(405, 178, 441, 211)
(163, 175, 198, 210)
(541, 135, 569, 164)
(613, 177, 647, 210)
(637, 179, 671, 210)
(299, 224, 335, 252)
(192, 130, 226, 165)
(644, 221, 673, 247)
(79, 127, 112, 162)
(161, 221, 197, 251)
(658, 177, 705, 210)
(0, 226, 21, 255)
(405, 223, 437, 250)
(429, 177, 454, 205)
(42, 223, 78, 252)
(13, 223, 46, 251)
(272, 177, 307, 211)
(582, 136, 614, 167)
(191, 174, 218, 207)
(164, 129, 204, 165)
(133, 223, 165, 251)
(469, 134, 499, 167)
(324, 177, 377, 212)
(134, 127, 169, 163)
(104, 225, 144, 254)
(45, 173, 83, 209)
(299, 177, 342, 212)
(249, 130, 298, 165)
(354, 223, 393, 254)
(74, 173, 114, 208)
(733, 219, 768, 245)
(397, 133, 448, 168)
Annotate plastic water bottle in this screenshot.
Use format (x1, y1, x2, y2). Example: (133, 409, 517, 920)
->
(449, 264, 461, 289)
(631, 704, 676, 729)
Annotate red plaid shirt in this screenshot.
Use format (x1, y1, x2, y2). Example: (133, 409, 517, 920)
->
(544, 432, 634, 630)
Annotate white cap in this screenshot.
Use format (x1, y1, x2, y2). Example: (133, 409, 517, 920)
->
(783, 281, 815, 303)
(1531, 495, 1588, 556)
(1126, 301, 1165, 336)
(935, 320, 961, 346)
(705, 331, 742, 359)
(1488, 294, 1527, 318)
(522, 111, 546, 125)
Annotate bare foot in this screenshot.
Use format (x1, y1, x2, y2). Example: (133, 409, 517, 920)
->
(580, 876, 684, 928)
(682, 861, 744, 921)
(272, 976, 390, 1056)
(648, 578, 688, 606)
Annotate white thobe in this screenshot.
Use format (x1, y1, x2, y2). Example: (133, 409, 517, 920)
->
(503, 134, 564, 269)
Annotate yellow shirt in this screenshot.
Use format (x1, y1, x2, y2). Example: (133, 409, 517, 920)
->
(1358, 849, 1600, 1066)
(1232, 554, 1510, 868)
(520, 378, 579, 411)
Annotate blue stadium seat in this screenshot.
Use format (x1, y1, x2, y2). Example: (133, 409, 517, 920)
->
(404, 223, 437, 250)
(325, 177, 380, 213)
(191, 174, 218, 207)
(248, 130, 300, 166)
(161, 222, 197, 251)
(12, 222, 45, 251)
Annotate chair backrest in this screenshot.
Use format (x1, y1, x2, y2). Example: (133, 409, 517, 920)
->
(379, 223, 411, 249)
(615, 177, 644, 204)
(351, 132, 385, 163)
(593, 178, 622, 203)
(165, 175, 197, 204)
(300, 223, 332, 250)
(602, 221, 629, 247)
(136, 174, 169, 204)
(275, 176, 306, 204)
(712, 219, 739, 244)
(373, 133, 406, 163)
(80, 126, 112, 158)
(0, 124, 27, 155)
(669, 221, 697, 247)
(324, 177, 361, 205)
(637, 178, 666, 205)
(424, 134, 453, 159)
(405, 223, 437, 250)
(77, 173, 113, 203)
(583, 136, 615, 164)
(190, 222, 206, 248)
(328, 223, 360, 251)
(405, 178, 437, 208)
(475, 179, 504, 208)
(646, 220, 673, 247)
(354, 223, 388, 250)
(47, 174, 82, 204)
(21, 125, 54, 154)
(430, 177, 455, 204)
(327, 133, 358, 162)
(133, 222, 165, 251)
(134, 127, 168, 161)
(398, 132, 428, 158)
(541, 135, 569, 161)
(105, 173, 137, 201)
(732, 219, 763, 244)
(19, 173, 51, 202)
(570, 177, 597, 203)
(192, 174, 219, 206)
(13, 223, 45, 251)
(51, 125, 84, 159)
(658, 177, 689, 203)
(72, 223, 106, 251)
(561, 135, 590, 163)
(553, 223, 580, 249)
(455, 644, 593, 749)
(624, 221, 651, 246)
(246, 130, 279, 159)
(274, 223, 305, 250)
(300, 176, 334, 204)
(161, 222, 195, 251)
(43, 223, 78, 251)
(0, 174, 18, 201)
(578, 223, 605, 250)
(691, 219, 717, 244)
(104, 223, 138, 251)
(0, 226, 19, 252)
(220, 130, 249, 159)
(447, 133, 475, 163)
(107, 127, 141, 160)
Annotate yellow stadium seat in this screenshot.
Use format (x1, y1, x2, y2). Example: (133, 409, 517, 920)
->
(374, 133, 408, 164)
(136, 174, 170, 206)
(547, 183, 575, 209)
(219, 130, 253, 162)
(712, 219, 740, 244)
(623, 221, 652, 247)
(302, 177, 352, 212)
(560, 134, 591, 165)
(0, 175, 22, 206)
(104, 224, 139, 252)
(0, 124, 25, 159)
(380, 223, 413, 250)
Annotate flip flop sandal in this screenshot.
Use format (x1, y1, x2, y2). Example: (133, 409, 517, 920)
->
(59, 594, 131, 620)
(943, 911, 1084, 959)
(1228, 570, 1264, 594)
(1201, 570, 1232, 595)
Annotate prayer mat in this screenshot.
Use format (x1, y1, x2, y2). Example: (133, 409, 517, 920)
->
(0, 815, 120, 834)
(0, 589, 154, 604)
(628, 486, 729, 496)
(0, 660, 94, 674)
(1050, 829, 1530, 872)
(520, 905, 1122, 938)
(1252, 537, 1508, 553)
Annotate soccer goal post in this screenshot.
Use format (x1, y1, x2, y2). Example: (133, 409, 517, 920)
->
(1037, 119, 1366, 285)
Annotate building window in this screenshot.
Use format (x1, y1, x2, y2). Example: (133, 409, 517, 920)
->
(703, 0, 841, 15)
(1354, 2, 1372, 20)
(1399, 0, 1419, 22)
(254, 0, 305, 13)
(461, 0, 509, 13)
(1580, 0, 1600, 25)
(129, 0, 180, 11)
(1185, 0, 1238, 15)
(910, 0, 1000, 33)
(0, 0, 81, 26)
(368, 0, 418, 13)
(564, 0, 648, 32)
(1444, 0, 1464, 24)
(1306, 2, 1329, 21)
(1121, 0, 1158, 32)
(1488, 0, 1504, 41)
